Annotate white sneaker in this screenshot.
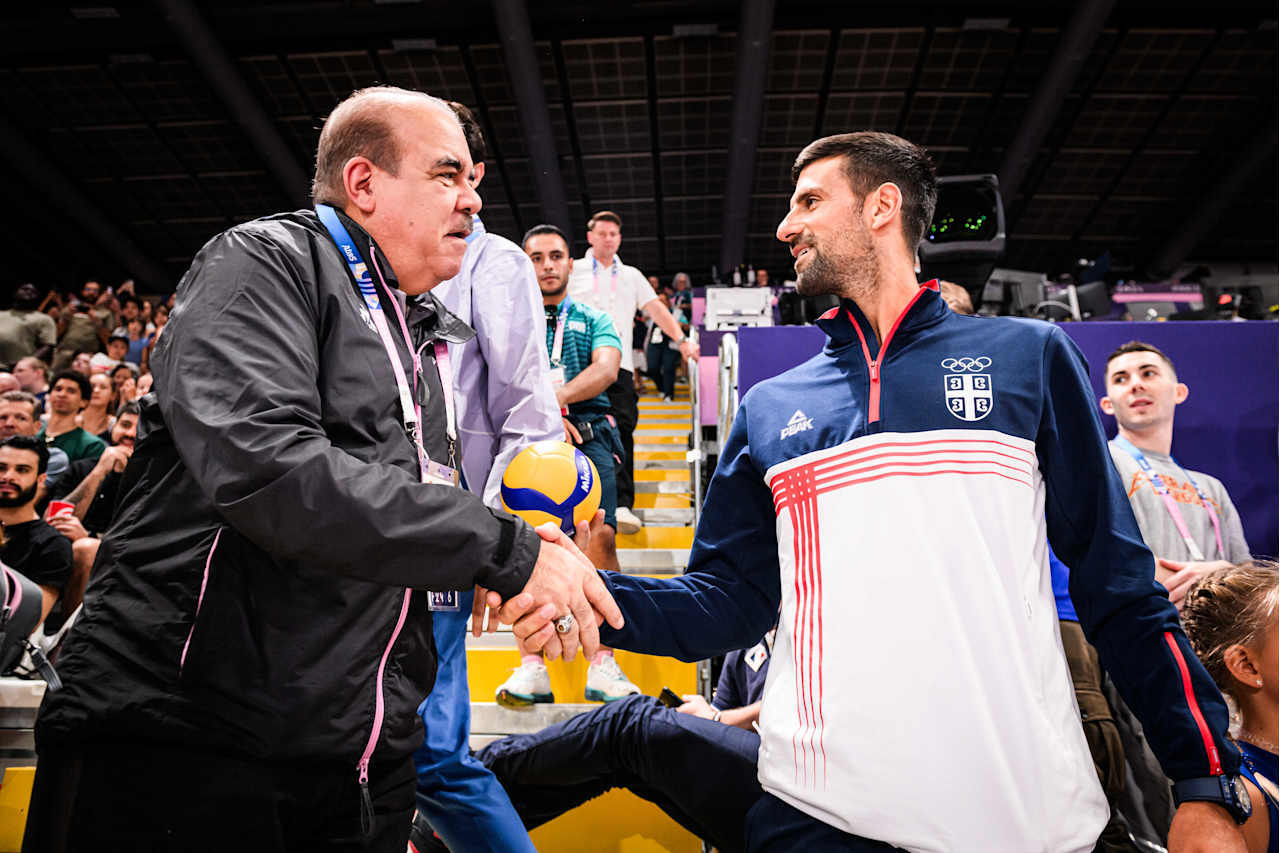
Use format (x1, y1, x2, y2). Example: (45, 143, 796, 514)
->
(496, 660, 554, 709)
(584, 655, 642, 702)
(615, 506, 642, 535)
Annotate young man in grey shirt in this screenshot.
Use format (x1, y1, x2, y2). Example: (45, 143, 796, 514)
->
(1100, 341, 1251, 609)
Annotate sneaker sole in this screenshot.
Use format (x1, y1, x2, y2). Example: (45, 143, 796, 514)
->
(496, 689, 554, 709)
(615, 518, 642, 535)
(584, 688, 640, 703)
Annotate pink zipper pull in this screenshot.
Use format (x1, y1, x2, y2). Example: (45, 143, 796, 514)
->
(870, 361, 880, 382)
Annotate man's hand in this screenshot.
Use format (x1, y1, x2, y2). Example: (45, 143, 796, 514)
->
(498, 521, 623, 661)
(678, 338, 699, 363)
(1158, 558, 1233, 609)
(1167, 801, 1245, 853)
(470, 585, 503, 637)
(562, 417, 582, 444)
(95, 445, 133, 474)
(48, 514, 89, 543)
(677, 694, 719, 720)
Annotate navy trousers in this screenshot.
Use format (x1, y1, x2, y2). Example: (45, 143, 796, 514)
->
(745, 794, 906, 852)
(477, 694, 762, 853)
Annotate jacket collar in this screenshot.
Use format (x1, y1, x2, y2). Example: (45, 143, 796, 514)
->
(319, 208, 475, 346)
(816, 280, 946, 359)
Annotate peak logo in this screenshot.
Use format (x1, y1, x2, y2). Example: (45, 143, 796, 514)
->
(780, 409, 814, 440)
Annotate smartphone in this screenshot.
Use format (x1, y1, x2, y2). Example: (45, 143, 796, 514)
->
(657, 687, 682, 708)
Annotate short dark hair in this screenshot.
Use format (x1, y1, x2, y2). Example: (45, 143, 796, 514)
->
(115, 400, 140, 420)
(0, 435, 48, 475)
(447, 101, 486, 166)
(791, 131, 938, 252)
(51, 369, 91, 401)
(120, 294, 141, 309)
(1105, 341, 1176, 375)
(522, 224, 571, 253)
(587, 211, 621, 231)
(108, 333, 129, 345)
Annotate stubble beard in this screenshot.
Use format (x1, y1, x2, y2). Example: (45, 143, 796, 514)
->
(795, 228, 879, 302)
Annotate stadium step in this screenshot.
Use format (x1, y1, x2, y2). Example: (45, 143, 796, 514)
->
(635, 506, 695, 526)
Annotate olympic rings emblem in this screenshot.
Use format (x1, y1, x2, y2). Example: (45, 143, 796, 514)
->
(940, 356, 992, 372)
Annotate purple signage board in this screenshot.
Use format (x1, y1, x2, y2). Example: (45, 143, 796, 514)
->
(734, 321, 1278, 557)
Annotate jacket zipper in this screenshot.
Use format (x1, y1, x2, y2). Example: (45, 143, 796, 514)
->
(355, 588, 412, 835)
(179, 527, 223, 673)
(845, 287, 931, 424)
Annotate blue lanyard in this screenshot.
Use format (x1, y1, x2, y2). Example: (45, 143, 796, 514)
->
(1113, 436, 1224, 561)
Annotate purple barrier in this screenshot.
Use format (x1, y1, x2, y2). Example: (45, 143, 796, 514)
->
(735, 321, 1278, 557)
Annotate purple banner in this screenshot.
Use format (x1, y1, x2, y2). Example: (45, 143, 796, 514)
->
(734, 321, 1278, 557)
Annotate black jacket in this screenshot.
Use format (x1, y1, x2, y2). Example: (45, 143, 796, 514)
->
(37, 210, 541, 767)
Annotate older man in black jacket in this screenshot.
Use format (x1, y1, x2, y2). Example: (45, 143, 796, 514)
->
(26, 86, 620, 853)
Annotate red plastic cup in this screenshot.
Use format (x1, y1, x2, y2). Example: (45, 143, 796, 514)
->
(46, 501, 76, 520)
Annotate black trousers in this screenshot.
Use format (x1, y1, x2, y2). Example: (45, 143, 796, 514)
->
(478, 694, 762, 853)
(25, 740, 416, 852)
(604, 369, 638, 509)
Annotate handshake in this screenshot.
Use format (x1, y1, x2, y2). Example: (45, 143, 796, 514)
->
(472, 514, 623, 661)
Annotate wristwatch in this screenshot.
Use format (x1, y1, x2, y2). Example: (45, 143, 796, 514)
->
(1171, 775, 1253, 824)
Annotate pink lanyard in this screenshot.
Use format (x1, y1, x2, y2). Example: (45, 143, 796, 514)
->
(370, 253, 458, 474)
(592, 256, 619, 316)
(1114, 436, 1225, 561)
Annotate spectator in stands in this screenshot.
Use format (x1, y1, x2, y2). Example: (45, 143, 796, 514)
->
(13, 356, 50, 413)
(69, 350, 92, 378)
(89, 333, 131, 374)
(36, 371, 105, 463)
(939, 279, 974, 314)
(568, 210, 697, 535)
(0, 373, 18, 394)
(1182, 562, 1278, 853)
(110, 362, 138, 406)
(1100, 341, 1251, 608)
(755, 268, 769, 288)
(645, 292, 685, 402)
(45, 401, 139, 625)
(110, 294, 142, 338)
(123, 317, 150, 366)
(417, 629, 776, 853)
(78, 373, 115, 441)
(53, 282, 108, 371)
(492, 224, 638, 711)
(0, 283, 57, 366)
(412, 101, 565, 853)
(0, 392, 69, 494)
(670, 271, 693, 314)
(0, 436, 72, 623)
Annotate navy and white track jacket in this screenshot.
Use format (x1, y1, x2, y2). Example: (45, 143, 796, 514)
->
(601, 281, 1237, 853)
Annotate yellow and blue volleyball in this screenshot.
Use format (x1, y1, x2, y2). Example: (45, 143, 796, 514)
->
(501, 440, 601, 535)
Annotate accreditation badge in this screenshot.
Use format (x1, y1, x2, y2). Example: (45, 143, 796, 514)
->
(422, 459, 461, 488)
(428, 591, 460, 612)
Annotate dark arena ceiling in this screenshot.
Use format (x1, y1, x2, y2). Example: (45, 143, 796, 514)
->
(0, 0, 1275, 292)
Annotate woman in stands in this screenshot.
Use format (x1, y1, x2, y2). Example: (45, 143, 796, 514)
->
(78, 372, 115, 442)
(1182, 560, 1278, 853)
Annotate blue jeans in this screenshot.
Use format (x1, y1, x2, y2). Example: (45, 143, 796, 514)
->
(478, 694, 762, 853)
(646, 340, 679, 398)
(413, 592, 536, 853)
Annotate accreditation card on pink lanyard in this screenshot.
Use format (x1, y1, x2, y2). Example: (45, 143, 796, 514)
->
(1113, 435, 1225, 561)
(315, 203, 460, 489)
(592, 255, 620, 319)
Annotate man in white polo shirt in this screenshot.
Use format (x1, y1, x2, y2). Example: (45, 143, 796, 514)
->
(567, 211, 697, 534)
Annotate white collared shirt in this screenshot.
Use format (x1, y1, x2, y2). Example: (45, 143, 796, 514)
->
(566, 252, 657, 372)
